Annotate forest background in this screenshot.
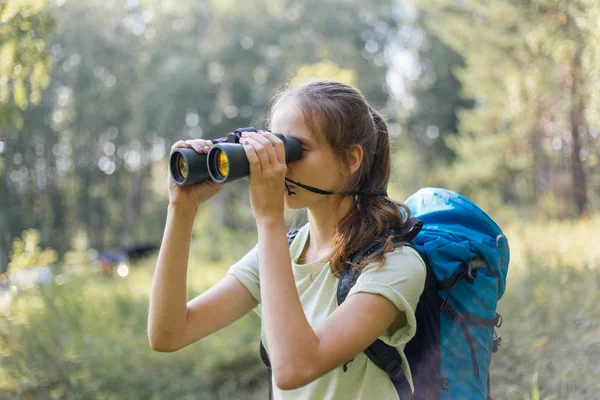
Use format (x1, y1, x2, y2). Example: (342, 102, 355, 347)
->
(1, 0, 599, 399)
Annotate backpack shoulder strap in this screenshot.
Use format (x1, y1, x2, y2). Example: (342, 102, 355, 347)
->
(336, 240, 414, 383)
(336, 217, 423, 384)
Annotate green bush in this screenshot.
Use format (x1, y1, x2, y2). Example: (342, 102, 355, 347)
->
(6, 229, 57, 273)
(493, 257, 600, 400)
(1, 218, 599, 399)
(491, 216, 600, 399)
(0, 264, 265, 399)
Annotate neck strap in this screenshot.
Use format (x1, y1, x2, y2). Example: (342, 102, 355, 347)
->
(285, 178, 387, 197)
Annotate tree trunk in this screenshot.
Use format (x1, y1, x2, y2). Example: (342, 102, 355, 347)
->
(569, 45, 589, 217)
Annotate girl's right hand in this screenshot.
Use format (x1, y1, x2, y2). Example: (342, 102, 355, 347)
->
(168, 139, 224, 211)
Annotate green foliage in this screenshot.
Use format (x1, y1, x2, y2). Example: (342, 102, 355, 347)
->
(0, 0, 54, 130)
(493, 258, 600, 399)
(290, 61, 358, 88)
(0, 0, 401, 273)
(490, 216, 600, 399)
(191, 193, 258, 265)
(61, 230, 99, 272)
(7, 229, 57, 272)
(408, 0, 600, 215)
(521, 364, 556, 400)
(0, 263, 265, 399)
(404, 12, 474, 168)
(2, 219, 599, 398)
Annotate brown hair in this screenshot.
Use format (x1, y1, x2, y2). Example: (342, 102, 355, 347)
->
(268, 80, 411, 274)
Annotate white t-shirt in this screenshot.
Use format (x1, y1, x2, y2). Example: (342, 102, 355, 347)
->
(227, 223, 426, 399)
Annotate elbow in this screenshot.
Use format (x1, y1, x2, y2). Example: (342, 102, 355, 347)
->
(147, 311, 189, 353)
(149, 342, 178, 353)
(272, 365, 313, 391)
(147, 332, 180, 353)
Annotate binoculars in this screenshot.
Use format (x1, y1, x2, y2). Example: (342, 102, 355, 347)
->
(169, 127, 303, 186)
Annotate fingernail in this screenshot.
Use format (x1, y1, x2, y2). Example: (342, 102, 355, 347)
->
(242, 140, 248, 145)
(204, 146, 210, 151)
(241, 132, 247, 136)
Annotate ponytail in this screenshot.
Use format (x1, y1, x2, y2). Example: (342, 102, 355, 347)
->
(332, 107, 410, 273)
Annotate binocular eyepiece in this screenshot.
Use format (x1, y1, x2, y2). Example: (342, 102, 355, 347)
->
(169, 127, 303, 186)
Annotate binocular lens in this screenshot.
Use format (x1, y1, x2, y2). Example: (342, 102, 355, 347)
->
(176, 153, 188, 182)
(217, 151, 229, 180)
(169, 148, 210, 186)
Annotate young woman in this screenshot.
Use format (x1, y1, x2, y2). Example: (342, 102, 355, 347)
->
(148, 80, 426, 399)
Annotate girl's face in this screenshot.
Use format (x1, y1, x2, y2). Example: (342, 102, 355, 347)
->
(270, 103, 347, 210)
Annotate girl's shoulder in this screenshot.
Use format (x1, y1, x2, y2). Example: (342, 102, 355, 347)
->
(363, 244, 427, 280)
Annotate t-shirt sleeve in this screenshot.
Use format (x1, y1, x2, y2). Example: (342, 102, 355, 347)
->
(347, 246, 426, 347)
(226, 244, 261, 303)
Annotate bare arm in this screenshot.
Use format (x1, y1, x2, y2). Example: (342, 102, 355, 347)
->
(148, 206, 257, 352)
(257, 218, 404, 390)
(148, 204, 194, 351)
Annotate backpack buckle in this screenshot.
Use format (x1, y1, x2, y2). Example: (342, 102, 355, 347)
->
(466, 261, 479, 283)
(384, 359, 403, 380)
(493, 332, 502, 353)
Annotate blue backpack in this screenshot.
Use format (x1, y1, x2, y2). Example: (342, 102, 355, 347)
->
(398, 187, 510, 399)
(260, 187, 509, 399)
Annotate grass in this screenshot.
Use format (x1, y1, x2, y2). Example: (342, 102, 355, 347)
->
(492, 217, 600, 400)
(493, 257, 599, 399)
(1, 216, 599, 399)
(0, 263, 265, 400)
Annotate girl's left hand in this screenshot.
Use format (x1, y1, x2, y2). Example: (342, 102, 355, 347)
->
(241, 131, 287, 221)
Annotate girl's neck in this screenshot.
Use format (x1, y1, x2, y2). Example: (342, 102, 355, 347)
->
(306, 196, 353, 253)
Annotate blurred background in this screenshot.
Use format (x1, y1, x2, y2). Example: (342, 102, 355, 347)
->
(0, 0, 599, 398)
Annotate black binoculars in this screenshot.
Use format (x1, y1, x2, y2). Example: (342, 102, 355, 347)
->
(169, 127, 303, 186)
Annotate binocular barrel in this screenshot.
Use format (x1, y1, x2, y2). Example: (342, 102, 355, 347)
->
(170, 130, 302, 186)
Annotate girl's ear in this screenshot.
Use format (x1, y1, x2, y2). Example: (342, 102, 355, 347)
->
(346, 144, 363, 176)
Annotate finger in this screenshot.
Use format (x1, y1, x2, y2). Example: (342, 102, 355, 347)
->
(243, 132, 278, 166)
(172, 139, 211, 152)
(259, 131, 286, 164)
(185, 139, 213, 146)
(243, 137, 270, 172)
(171, 140, 190, 150)
(185, 139, 213, 153)
(242, 138, 262, 176)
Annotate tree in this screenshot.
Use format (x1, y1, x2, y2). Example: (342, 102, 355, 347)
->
(0, 0, 53, 129)
(411, 0, 600, 216)
(0, 0, 53, 272)
(404, 11, 474, 176)
(2, 0, 407, 267)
